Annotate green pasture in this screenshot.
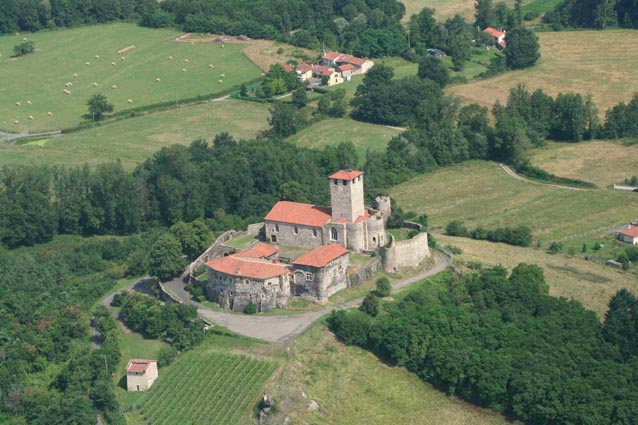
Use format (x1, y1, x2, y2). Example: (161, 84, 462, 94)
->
(0, 23, 262, 132)
(0, 99, 270, 169)
(286, 117, 401, 162)
(390, 161, 638, 243)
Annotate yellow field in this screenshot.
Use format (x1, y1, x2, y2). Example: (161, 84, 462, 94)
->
(447, 30, 638, 114)
(530, 140, 638, 188)
(438, 236, 638, 317)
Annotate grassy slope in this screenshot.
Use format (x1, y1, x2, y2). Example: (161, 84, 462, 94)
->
(287, 118, 401, 162)
(447, 30, 638, 114)
(530, 140, 638, 188)
(438, 235, 638, 317)
(0, 23, 261, 132)
(0, 99, 269, 169)
(389, 161, 638, 243)
(275, 320, 514, 425)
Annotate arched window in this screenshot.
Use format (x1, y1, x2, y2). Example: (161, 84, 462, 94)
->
(330, 227, 338, 241)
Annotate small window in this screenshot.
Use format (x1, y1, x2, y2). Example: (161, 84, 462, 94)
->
(312, 229, 318, 237)
(330, 227, 338, 241)
(271, 235, 277, 243)
(244, 279, 249, 285)
(274, 224, 279, 232)
(305, 272, 313, 281)
(342, 180, 347, 186)
(373, 236, 376, 243)
(333, 179, 338, 185)
(293, 226, 299, 235)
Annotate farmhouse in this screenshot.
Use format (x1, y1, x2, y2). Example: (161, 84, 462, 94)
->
(264, 170, 389, 252)
(483, 27, 507, 48)
(292, 53, 373, 87)
(321, 52, 375, 74)
(126, 359, 158, 392)
(617, 224, 638, 245)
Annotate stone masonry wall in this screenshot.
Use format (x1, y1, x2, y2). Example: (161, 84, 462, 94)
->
(381, 232, 431, 273)
(291, 255, 349, 303)
(205, 269, 290, 312)
(265, 221, 324, 249)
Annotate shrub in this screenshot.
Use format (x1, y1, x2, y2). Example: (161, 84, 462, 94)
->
(244, 302, 257, 314)
(446, 221, 468, 237)
(376, 277, 392, 297)
(158, 346, 178, 367)
(428, 233, 437, 248)
(360, 294, 380, 316)
(13, 41, 35, 57)
(110, 293, 123, 307)
(548, 241, 564, 253)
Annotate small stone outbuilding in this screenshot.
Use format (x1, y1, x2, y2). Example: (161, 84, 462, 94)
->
(126, 359, 158, 392)
(291, 244, 350, 303)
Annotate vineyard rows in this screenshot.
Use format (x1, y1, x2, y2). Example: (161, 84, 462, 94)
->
(139, 351, 277, 425)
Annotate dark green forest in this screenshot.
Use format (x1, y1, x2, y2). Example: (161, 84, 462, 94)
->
(329, 266, 638, 425)
(546, 0, 638, 28)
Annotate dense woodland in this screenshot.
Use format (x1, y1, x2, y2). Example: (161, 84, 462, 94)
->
(546, 0, 638, 28)
(329, 266, 638, 425)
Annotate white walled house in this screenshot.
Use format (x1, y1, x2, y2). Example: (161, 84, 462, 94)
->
(618, 225, 638, 245)
(126, 359, 158, 391)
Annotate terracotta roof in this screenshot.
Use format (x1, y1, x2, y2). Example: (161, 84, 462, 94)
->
(283, 63, 294, 73)
(329, 170, 364, 180)
(265, 201, 332, 227)
(340, 56, 368, 66)
(322, 51, 341, 61)
(338, 64, 354, 71)
(234, 243, 278, 259)
(126, 359, 155, 373)
(292, 244, 349, 268)
(297, 63, 313, 73)
(483, 27, 505, 38)
(619, 226, 638, 238)
(205, 256, 288, 280)
(354, 210, 370, 224)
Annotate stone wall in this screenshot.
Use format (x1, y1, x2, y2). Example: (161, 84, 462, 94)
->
(205, 269, 290, 312)
(348, 256, 381, 286)
(247, 222, 265, 235)
(187, 230, 241, 276)
(330, 175, 365, 223)
(291, 255, 350, 303)
(380, 232, 430, 273)
(265, 221, 324, 249)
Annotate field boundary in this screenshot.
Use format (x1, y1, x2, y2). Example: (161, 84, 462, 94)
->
(499, 163, 592, 191)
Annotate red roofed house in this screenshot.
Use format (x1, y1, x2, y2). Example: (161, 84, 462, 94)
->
(483, 27, 506, 48)
(321, 52, 375, 75)
(265, 169, 389, 252)
(618, 224, 638, 245)
(205, 247, 290, 312)
(126, 359, 158, 391)
(291, 244, 350, 303)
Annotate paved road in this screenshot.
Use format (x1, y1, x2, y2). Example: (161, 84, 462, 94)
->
(0, 130, 61, 143)
(163, 252, 451, 343)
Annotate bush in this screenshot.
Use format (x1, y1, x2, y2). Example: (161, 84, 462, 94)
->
(446, 221, 468, 237)
(548, 241, 564, 253)
(110, 293, 123, 307)
(244, 302, 257, 314)
(158, 346, 178, 367)
(428, 233, 437, 249)
(360, 294, 380, 316)
(376, 277, 392, 297)
(13, 41, 35, 57)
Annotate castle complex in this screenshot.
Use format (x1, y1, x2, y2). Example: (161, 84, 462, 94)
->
(202, 169, 429, 312)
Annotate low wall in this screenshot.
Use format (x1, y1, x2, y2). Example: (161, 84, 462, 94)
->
(380, 232, 431, 273)
(158, 281, 182, 304)
(187, 229, 242, 276)
(247, 222, 264, 235)
(348, 256, 381, 286)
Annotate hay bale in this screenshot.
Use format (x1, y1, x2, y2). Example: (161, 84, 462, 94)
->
(85, 61, 90, 65)
(92, 82, 98, 87)
(73, 73, 78, 77)
(26, 100, 32, 105)
(15, 102, 21, 106)
(111, 62, 116, 66)
(181, 68, 187, 72)
(218, 79, 223, 83)
(209, 64, 214, 68)
(155, 78, 161, 82)
(184, 59, 189, 63)
(112, 85, 117, 89)
(220, 74, 225, 78)
(168, 56, 174, 60)
(47, 112, 53, 116)
(95, 54, 100, 59)
(22, 37, 27, 41)
(13, 120, 19, 124)
(120, 56, 125, 61)
(127, 99, 133, 104)
(28, 115, 34, 120)
(221, 44, 224, 48)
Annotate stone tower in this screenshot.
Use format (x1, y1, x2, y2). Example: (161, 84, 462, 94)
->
(329, 170, 365, 223)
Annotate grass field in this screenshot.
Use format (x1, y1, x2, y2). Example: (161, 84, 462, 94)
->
(438, 235, 638, 317)
(274, 321, 515, 425)
(0, 23, 262, 132)
(447, 30, 638, 114)
(389, 161, 638, 243)
(530, 140, 638, 188)
(287, 118, 401, 162)
(0, 99, 269, 169)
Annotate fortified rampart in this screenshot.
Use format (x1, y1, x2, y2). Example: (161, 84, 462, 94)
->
(380, 231, 430, 273)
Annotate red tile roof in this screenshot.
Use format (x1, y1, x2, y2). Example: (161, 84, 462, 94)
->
(297, 63, 313, 73)
(484, 27, 505, 38)
(265, 201, 332, 227)
(340, 56, 367, 66)
(283, 63, 294, 73)
(205, 256, 288, 280)
(329, 170, 364, 180)
(322, 51, 341, 61)
(338, 64, 354, 71)
(292, 244, 349, 268)
(234, 243, 278, 259)
(619, 226, 638, 238)
(126, 359, 155, 373)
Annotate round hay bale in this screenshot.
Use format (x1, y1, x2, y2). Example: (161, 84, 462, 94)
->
(221, 44, 224, 48)
(168, 56, 174, 60)
(112, 85, 117, 89)
(73, 73, 78, 77)
(120, 56, 125, 61)
(209, 64, 214, 68)
(28, 115, 34, 120)
(66, 90, 71, 94)
(15, 102, 21, 106)
(22, 37, 27, 41)
(26, 100, 32, 105)
(93, 82, 98, 87)
(181, 68, 187, 72)
(111, 62, 116, 66)
(184, 59, 189, 63)
(127, 99, 133, 104)
(13, 120, 19, 124)
(218, 79, 223, 83)
(155, 78, 161, 82)
(220, 74, 225, 78)
(85, 61, 90, 65)
(95, 54, 100, 59)
(47, 112, 53, 116)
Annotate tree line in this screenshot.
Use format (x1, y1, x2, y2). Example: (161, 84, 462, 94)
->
(329, 265, 638, 424)
(545, 0, 638, 29)
(445, 221, 533, 246)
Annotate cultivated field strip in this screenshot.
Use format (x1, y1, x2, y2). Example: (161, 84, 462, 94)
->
(140, 352, 276, 425)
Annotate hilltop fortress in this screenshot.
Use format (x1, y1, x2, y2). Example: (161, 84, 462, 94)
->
(201, 170, 430, 312)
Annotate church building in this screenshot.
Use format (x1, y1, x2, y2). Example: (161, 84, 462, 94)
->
(264, 170, 389, 252)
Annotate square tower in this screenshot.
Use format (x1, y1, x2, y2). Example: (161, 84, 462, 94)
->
(329, 170, 365, 223)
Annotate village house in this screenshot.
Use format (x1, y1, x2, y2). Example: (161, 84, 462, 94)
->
(321, 52, 375, 74)
(483, 27, 507, 48)
(126, 359, 158, 392)
(291, 53, 374, 87)
(617, 224, 638, 245)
